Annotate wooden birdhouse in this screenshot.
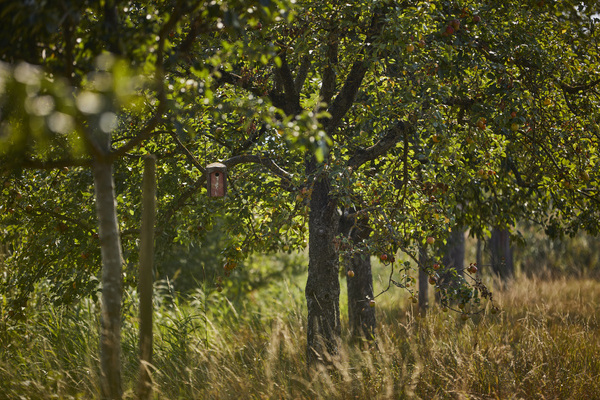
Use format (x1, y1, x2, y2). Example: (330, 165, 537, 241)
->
(206, 162, 227, 197)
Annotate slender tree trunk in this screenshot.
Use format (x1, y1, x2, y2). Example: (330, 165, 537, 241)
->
(490, 227, 514, 279)
(339, 212, 375, 341)
(93, 158, 124, 400)
(476, 237, 483, 269)
(137, 155, 156, 400)
(436, 228, 465, 303)
(345, 253, 375, 340)
(305, 157, 341, 365)
(418, 246, 428, 317)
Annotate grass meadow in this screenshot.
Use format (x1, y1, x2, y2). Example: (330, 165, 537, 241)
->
(1, 253, 599, 399)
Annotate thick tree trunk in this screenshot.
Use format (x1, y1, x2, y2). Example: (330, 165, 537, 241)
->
(490, 227, 514, 279)
(418, 246, 428, 317)
(137, 155, 156, 400)
(305, 157, 341, 365)
(93, 159, 124, 400)
(339, 212, 375, 341)
(436, 228, 465, 303)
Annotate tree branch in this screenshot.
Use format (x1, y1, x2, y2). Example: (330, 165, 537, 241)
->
(277, 51, 302, 115)
(18, 157, 93, 170)
(324, 10, 386, 133)
(347, 121, 412, 170)
(560, 79, 600, 94)
(294, 55, 311, 94)
(215, 69, 271, 100)
(319, 31, 339, 108)
(158, 152, 295, 230)
(224, 154, 293, 184)
(167, 130, 206, 174)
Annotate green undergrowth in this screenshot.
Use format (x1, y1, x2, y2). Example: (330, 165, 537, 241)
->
(1, 263, 599, 399)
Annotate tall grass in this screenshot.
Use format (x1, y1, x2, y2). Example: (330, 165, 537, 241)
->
(1, 272, 599, 399)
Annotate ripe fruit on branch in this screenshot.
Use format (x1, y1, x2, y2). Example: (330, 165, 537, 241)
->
(406, 43, 415, 53)
(380, 254, 388, 262)
(444, 25, 455, 36)
(433, 263, 440, 270)
(347, 270, 355, 278)
(426, 236, 435, 245)
(473, 15, 481, 23)
(369, 299, 376, 308)
(476, 118, 486, 130)
(223, 260, 237, 271)
(428, 275, 437, 285)
(467, 264, 478, 274)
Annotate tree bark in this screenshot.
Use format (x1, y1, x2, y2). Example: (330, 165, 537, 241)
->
(305, 157, 341, 365)
(93, 159, 124, 400)
(418, 246, 428, 317)
(489, 227, 514, 279)
(436, 228, 466, 303)
(339, 213, 374, 341)
(137, 155, 156, 400)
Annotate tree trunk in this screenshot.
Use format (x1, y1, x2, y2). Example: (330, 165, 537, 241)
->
(137, 155, 156, 400)
(339, 212, 375, 342)
(418, 246, 428, 317)
(490, 227, 514, 279)
(93, 159, 124, 400)
(476, 237, 483, 269)
(305, 157, 341, 365)
(436, 228, 465, 303)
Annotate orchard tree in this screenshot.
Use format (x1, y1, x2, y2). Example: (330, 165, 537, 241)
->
(2, 0, 600, 381)
(196, 0, 600, 362)
(0, 0, 291, 398)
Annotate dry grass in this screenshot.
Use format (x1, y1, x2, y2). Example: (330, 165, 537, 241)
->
(1, 275, 599, 399)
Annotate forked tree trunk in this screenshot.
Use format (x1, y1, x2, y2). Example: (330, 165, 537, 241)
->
(93, 159, 124, 400)
(305, 157, 341, 365)
(137, 155, 156, 400)
(490, 227, 514, 279)
(418, 246, 429, 317)
(339, 212, 375, 341)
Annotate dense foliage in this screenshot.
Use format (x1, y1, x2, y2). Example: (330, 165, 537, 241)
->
(1, 0, 600, 396)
